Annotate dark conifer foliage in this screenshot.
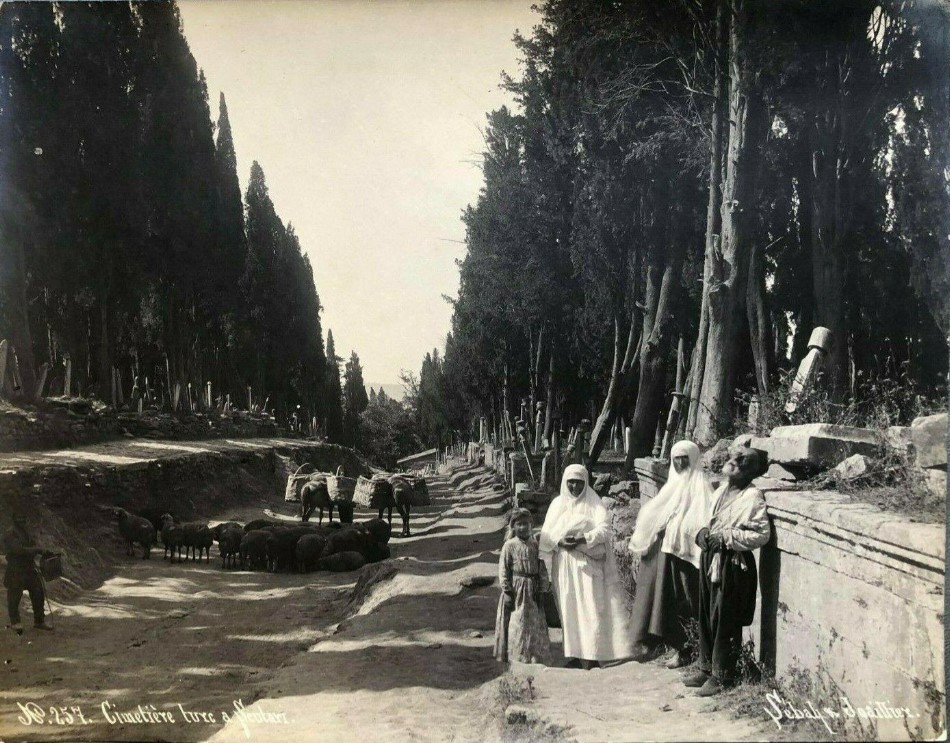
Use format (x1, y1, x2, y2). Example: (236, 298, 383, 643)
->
(412, 0, 948, 451)
(341, 351, 368, 448)
(0, 1, 330, 428)
(324, 330, 344, 441)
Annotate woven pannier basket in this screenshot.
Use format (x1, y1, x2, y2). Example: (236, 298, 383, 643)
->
(354, 475, 395, 509)
(327, 475, 357, 504)
(285, 462, 316, 502)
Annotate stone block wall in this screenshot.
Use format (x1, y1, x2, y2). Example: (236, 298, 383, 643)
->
(752, 488, 944, 740)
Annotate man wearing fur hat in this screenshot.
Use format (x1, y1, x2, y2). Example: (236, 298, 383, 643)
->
(685, 446, 770, 696)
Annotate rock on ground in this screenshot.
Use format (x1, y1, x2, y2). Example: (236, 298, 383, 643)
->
(832, 453, 873, 481)
(910, 412, 948, 470)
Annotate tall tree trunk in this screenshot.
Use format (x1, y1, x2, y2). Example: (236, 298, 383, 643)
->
(686, 0, 729, 439)
(628, 212, 685, 460)
(747, 235, 775, 397)
(98, 290, 111, 402)
(543, 336, 555, 444)
(694, 0, 768, 446)
(809, 100, 848, 393)
(5, 240, 38, 401)
(588, 254, 642, 470)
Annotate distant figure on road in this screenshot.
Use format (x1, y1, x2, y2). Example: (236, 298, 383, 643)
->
(627, 440, 713, 668)
(686, 446, 770, 697)
(494, 508, 551, 665)
(2, 516, 53, 634)
(539, 464, 634, 669)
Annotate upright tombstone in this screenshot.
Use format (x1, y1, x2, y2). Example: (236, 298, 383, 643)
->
(534, 401, 545, 453)
(785, 327, 833, 414)
(0, 340, 10, 399)
(35, 362, 51, 400)
(63, 355, 72, 397)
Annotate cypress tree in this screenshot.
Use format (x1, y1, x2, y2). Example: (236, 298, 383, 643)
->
(324, 330, 344, 441)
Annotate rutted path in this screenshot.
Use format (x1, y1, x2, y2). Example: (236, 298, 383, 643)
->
(1, 461, 770, 742)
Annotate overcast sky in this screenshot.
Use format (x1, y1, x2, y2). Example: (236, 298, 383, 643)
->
(177, 0, 537, 388)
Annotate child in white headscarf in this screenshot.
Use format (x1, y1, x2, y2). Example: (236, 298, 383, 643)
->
(539, 464, 635, 669)
(627, 440, 713, 667)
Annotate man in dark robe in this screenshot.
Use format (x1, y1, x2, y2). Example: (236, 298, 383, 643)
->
(3, 518, 52, 634)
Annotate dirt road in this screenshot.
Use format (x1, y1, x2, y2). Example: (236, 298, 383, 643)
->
(1, 463, 769, 743)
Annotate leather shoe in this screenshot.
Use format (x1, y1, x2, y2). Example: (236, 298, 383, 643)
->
(683, 670, 709, 687)
(33, 623, 54, 632)
(696, 676, 724, 696)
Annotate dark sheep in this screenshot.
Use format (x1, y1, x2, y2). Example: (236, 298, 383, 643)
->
(265, 526, 314, 572)
(110, 507, 156, 559)
(180, 522, 213, 563)
(364, 541, 391, 563)
(240, 530, 270, 571)
(211, 521, 243, 537)
(317, 551, 366, 572)
(214, 525, 244, 569)
(137, 508, 173, 540)
(160, 513, 184, 563)
(243, 519, 286, 533)
(319, 524, 374, 560)
(295, 533, 328, 573)
(362, 518, 392, 545)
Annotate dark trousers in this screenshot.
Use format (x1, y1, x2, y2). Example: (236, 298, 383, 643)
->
(7, 585, 45, 626)
(698, 548, 756, 681)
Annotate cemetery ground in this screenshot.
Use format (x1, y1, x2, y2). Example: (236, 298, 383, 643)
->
(0, 452, 776, 743)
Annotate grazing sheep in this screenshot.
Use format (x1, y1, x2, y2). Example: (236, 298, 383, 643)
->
(320, 524, 372, 559)
(317, 551, 366, 572)
(365, 541, 391, 563)
(363, 518, 392, 545)
(266, 526, 316, 572)
(137, 508, 172, 540)
(211, 521, 243, 536)
(295, 533, 328, 572)
(240, 530, 270, 570)
(110, 507, 156, 559)
(213, 524, 244, 569)
(180, 522, 213, 563)
(160, 513, 185, 563)
(243, 519, 286, 533)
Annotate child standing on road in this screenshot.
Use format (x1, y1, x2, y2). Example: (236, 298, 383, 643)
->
(494, 508, 552, 665)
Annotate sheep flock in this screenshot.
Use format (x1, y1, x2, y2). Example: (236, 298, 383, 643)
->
(109, 508, 394, 574)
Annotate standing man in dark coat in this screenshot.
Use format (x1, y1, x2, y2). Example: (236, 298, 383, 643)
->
(3, 517, 53, 634)
(685, 446, 770, 696)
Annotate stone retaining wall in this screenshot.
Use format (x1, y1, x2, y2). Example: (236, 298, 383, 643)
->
(0, 404, 285, 452)
(632, 456, 945, 740)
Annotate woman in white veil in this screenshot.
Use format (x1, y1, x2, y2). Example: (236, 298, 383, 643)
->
(627, 440, 713, 667)
(539, 464, 635, 669)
